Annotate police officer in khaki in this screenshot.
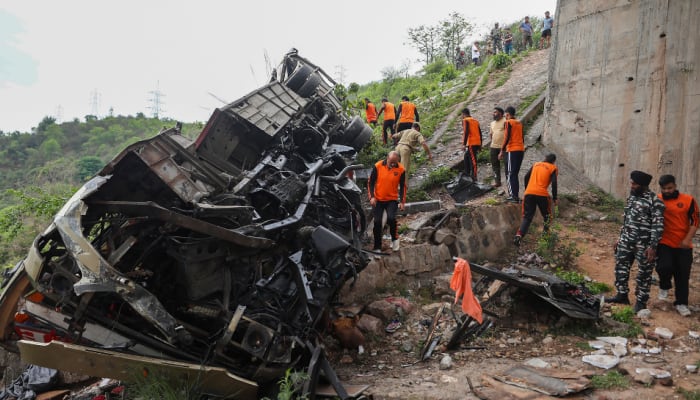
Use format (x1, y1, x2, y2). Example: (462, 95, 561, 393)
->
(391, 122, 433, 174)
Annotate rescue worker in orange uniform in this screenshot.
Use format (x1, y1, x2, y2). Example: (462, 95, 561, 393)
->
(365, 98, 378, 127)
(377, 98, 396, 146)
(368, 151, 406, 252)
(656, 174, 699, 316)
(460, 108, 482, 181)
(513, 153, 558, 246)
(499, 106, 525, 202)
(395, 96, 420, 137)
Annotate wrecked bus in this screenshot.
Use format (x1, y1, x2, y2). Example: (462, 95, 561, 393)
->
(0, 49, 373, 398)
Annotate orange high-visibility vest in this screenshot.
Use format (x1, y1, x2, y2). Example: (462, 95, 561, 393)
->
(659, 193, 699, 248)
(524, 162, 557, 197)
(382, 102, 396, 120)
(398, 101, 417, 123)
(462, 117, 481, 146)
(503, 119, 525, 152)
(366, 102, 377, 122)
(369, 160, 406, 202)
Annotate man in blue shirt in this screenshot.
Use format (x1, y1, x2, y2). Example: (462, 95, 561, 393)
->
(520, 16, 533, 49)
(540, 11, 554, 49)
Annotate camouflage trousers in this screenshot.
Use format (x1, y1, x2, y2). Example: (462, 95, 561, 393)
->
(614, 240, 654, 304)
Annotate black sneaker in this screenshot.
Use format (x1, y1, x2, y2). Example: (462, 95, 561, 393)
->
(634, 302, 647, 313)
(506, 197, 520, 203)
(604, 293, 630, 305)
(513, 234, 522, 247)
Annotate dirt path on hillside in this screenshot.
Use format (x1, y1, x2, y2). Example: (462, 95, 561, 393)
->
(410, 49, 550, 189)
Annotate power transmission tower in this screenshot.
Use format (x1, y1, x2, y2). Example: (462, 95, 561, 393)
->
(54, 105, 63, 123)
(335, 65, 347, 86)
(147, 81, 166, 119)
(89, 89, 101, 117)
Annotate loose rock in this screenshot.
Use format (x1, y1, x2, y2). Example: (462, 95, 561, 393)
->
(654, 327, 674, 339)
(439, 355, 453, 370)
(582, 354, 620, 369)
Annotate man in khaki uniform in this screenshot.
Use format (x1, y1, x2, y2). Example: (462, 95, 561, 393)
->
(392, 122, 433, 173)
(489, 107, 506, 187)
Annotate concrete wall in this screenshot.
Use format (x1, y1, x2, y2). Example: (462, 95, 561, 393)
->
(544, 0, 700, 198)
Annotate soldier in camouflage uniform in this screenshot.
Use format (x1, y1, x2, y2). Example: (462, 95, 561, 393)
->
(606, 171, 665, 312)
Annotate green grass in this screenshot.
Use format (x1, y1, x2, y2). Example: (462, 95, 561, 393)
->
(609, 305, 644, 337)
(554, 269, 612, 295)
(419, 166, 457, 191)
(575, 341, 594, 351)
(407, 188, 430, 202)
(535, 223, 582, 267)
(611, 306, 635, 324)
(519, 83, 546, 111)
(484, 198, 500, 206)
(588, 186, 625, 217)
(125, 371, 205, 400)
(591, 371, 629, 389)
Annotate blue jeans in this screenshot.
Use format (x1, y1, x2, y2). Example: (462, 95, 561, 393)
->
(504, 43, 513, 54)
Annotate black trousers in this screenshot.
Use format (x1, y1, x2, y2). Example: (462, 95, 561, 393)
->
(518, 194, 552, 237)
(373, 200, 398, 250)
(382, 119, 395, 145)
(489, 147, 502, 185)
(464, 145, 480, 179)
(656, 243, 693, 305)
(506, 151, 524, 198)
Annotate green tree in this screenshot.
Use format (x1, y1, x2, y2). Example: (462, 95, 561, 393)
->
(439, 12, 472, 59)
(407, 25, 440, 64)
(76, 156, 104, 181)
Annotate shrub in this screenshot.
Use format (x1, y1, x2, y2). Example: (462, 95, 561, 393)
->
(535, 223, 581, 267)
(491, 53, 512, 70)
(420, 166, 457, 191)
(591, 371, 629, 389)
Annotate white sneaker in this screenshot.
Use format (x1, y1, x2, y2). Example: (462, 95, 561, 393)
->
(391, 239, 400, 251)
(658, 289, 669, 300)
(676, 304, 691, 317)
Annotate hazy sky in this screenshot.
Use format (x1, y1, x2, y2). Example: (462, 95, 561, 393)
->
(0, 0, 556, 133)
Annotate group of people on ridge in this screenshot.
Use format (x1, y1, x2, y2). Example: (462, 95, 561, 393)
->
(489, 11, 554, 55)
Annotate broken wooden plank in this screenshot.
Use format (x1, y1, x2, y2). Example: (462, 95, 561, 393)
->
(493, 366, 590, 396)
(479, 375, 553, 399)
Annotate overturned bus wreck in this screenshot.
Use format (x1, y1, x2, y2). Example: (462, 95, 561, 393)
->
(0, 50, 374, 398)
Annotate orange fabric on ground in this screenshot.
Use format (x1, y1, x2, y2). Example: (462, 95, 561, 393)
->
(449, 258, 483, 324)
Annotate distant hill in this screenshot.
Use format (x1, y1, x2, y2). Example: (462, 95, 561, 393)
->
(0, 114, 204, 204)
